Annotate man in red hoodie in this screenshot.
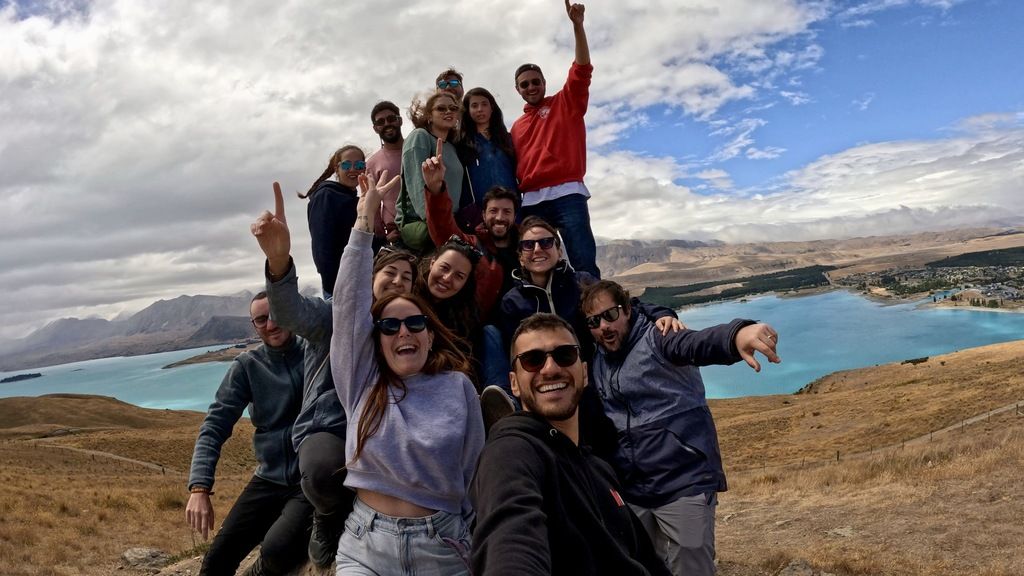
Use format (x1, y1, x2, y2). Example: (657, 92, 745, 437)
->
(510, 0, 600, 279)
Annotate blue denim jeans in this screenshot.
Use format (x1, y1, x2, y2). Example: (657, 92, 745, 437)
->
(336, 497, 471, 575)
(519, 193, 601, 279)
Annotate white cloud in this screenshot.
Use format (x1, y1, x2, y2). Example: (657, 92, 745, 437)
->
(852, 92, 876, 111)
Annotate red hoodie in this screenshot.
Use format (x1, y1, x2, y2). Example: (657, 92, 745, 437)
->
(511, 62, 592, 193)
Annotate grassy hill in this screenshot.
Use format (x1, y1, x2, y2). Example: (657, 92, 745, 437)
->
(1, 341, 1023, 575)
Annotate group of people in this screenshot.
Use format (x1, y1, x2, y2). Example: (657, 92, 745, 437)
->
(185, 2, 782, 575)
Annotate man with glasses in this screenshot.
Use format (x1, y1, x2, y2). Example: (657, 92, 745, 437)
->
(367, 101, 405, 244)
(581, 280, 782, 576)
(511, 0, 600, 279)
(186, 292, 312, 576)
(470, 313, 671, 576)
(435, 68, 465, 102)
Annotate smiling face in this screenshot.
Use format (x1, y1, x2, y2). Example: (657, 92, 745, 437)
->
(250, 297, 292, 348)
(468, 95, 492, 130)
(483, 198, 515, 240)
(584, 289, 632, 353)
(438, 74, 465, 102)
(335, 148, 365, 187)
(372, 259, 414, 301)
(515, 70, 546, 106)
(430, 94, 460, 134)
(427, 249, 472, 300)
(510, 326, 586, 423)
(377, 298, 434, 378)
(372, 109, 403, 144)
(518, 226, 560, 281)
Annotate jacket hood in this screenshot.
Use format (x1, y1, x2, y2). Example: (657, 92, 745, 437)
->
(312, 180, 357, 198)
(489, 411, 571, 445)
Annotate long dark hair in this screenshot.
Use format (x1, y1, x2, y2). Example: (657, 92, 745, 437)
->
(461, 87, 515, 161)
(299, 145, 364, 199)
(414, 240, 480, 340)
(353, 292, 472, 463)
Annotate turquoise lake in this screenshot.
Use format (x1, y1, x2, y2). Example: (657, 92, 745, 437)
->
(1, 289, 1022, 411)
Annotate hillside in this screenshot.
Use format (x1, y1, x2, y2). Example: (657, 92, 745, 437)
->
(1, 341, 1022, 575)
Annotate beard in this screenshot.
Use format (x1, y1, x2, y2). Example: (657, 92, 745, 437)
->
(380, 128, 402, 144)
(519, 384, 583, 422)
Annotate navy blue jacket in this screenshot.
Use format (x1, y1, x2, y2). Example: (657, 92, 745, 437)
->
(307, 180, 358, 295)
(589, 314, 754, 507)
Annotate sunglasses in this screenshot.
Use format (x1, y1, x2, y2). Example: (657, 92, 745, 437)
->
(377, 244, 418, 263)
(518, 78, 543, 90)
(373, 114, 402, 127)
(514, 344, 580, 373)
(445, 234, 483, 260)
(375, 315, 428, 336)
(251, 315, 269, 329)
(434, 105, 460, 114)
(585, 305, 623, 330)
(339, 160, 366, 171)
(437, 79, 462, 89)
(519, 236, 556, 252)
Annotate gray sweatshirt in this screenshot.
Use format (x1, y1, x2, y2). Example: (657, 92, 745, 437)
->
(330, 228, 484, 516)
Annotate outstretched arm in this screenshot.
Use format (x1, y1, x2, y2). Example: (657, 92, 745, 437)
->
(566, 0, 589, 66)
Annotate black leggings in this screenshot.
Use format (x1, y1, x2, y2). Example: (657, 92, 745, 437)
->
(297, 431, 355, 519)
(199, 475, 312, 576)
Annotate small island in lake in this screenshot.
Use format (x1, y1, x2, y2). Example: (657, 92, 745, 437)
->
(1, 372, 42, 383)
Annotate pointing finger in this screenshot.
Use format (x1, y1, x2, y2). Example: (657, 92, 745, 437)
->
(435, 136, 444, 161)
(272, 182, 286, 223)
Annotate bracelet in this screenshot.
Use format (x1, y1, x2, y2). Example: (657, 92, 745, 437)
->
(190, 486, 214, 495)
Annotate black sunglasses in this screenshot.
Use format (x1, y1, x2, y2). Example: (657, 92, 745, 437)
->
(375, 315, 428, 336)
(445, 234, 483, 260)
(373, 114, 402, 127)
(518, 78, 543, 90)
(585, 305, 623, 330)
(514, 344, 580, 373)
(519, 236, 556, 252)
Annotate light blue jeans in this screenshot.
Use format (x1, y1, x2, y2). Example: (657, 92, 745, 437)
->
(335, 497, 471, 576)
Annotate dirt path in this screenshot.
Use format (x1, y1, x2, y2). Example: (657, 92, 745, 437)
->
(27, 438, 184, 476)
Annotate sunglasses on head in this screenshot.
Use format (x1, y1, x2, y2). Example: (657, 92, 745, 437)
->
(339, 160, 366, 171)
(518, 78, 543, 90)
(377, 244, 418, 263)
(375, 315, 428, 336)
(585, 305, 623, 330)
(373, 114, 401, 126)
(437, 79, 462, 89)
(445, 234, 483, 260)
(514, 344, 580, 373)
(519, 236, 556, 252)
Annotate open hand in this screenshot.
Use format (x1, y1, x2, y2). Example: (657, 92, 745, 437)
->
(185, 492, 215, 540)
(654, 316, 686, 335)
(735, 323, 781, 372)
(422, 137, 446, 194)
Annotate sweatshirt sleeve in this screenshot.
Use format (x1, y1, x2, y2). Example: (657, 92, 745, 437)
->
(425, 182, 465, 247)
(560, 62, 592, 117)
(265, 258, 332, 344)
(461, 376, 486, 521)
(330, 229, 379, 414)
(187, 358, 251, 490)
(308, 189, 358, 294)
(470, 436, 552, 576)
(655, 318, 754, 367)
(400, 130, 435, 221)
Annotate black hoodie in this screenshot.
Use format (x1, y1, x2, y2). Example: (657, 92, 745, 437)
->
(470, 412, 671, 576)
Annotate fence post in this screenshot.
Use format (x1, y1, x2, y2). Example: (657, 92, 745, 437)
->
(836, 450, 840, 463)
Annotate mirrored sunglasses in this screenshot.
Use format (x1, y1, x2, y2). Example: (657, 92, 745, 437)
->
(437, 79, 462, 89)
(585, 305, 623, 330)
(339, 160, 366, 171)
(375, 315, 428, 336)
(514, 344, 580, 373)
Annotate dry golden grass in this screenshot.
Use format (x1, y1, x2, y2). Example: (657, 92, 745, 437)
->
(0, 396, 255, 576)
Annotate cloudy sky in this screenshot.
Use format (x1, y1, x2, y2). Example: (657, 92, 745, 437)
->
(1, 0, 1022, 339)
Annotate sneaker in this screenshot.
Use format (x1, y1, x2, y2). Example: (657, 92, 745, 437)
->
(480, 385, 516, 434)
(308, 511, 341, 568)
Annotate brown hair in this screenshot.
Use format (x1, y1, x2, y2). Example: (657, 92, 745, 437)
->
(353, 292, 472, 463)
(373, 248, 419, 289)
(580, 280, 632, 317)
(413, 241, 479, 340)
(409, 92, 461, 141)
(435, 68, 464, 85)
(299, 145, 364, 199)
(517, 216, 561, 252)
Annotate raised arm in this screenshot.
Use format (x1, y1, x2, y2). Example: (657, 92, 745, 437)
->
(566, 0, 589, 66)
(330, 172, 400, 411)
(253, 183, 332, 342)
(423, 137, 472, 246)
